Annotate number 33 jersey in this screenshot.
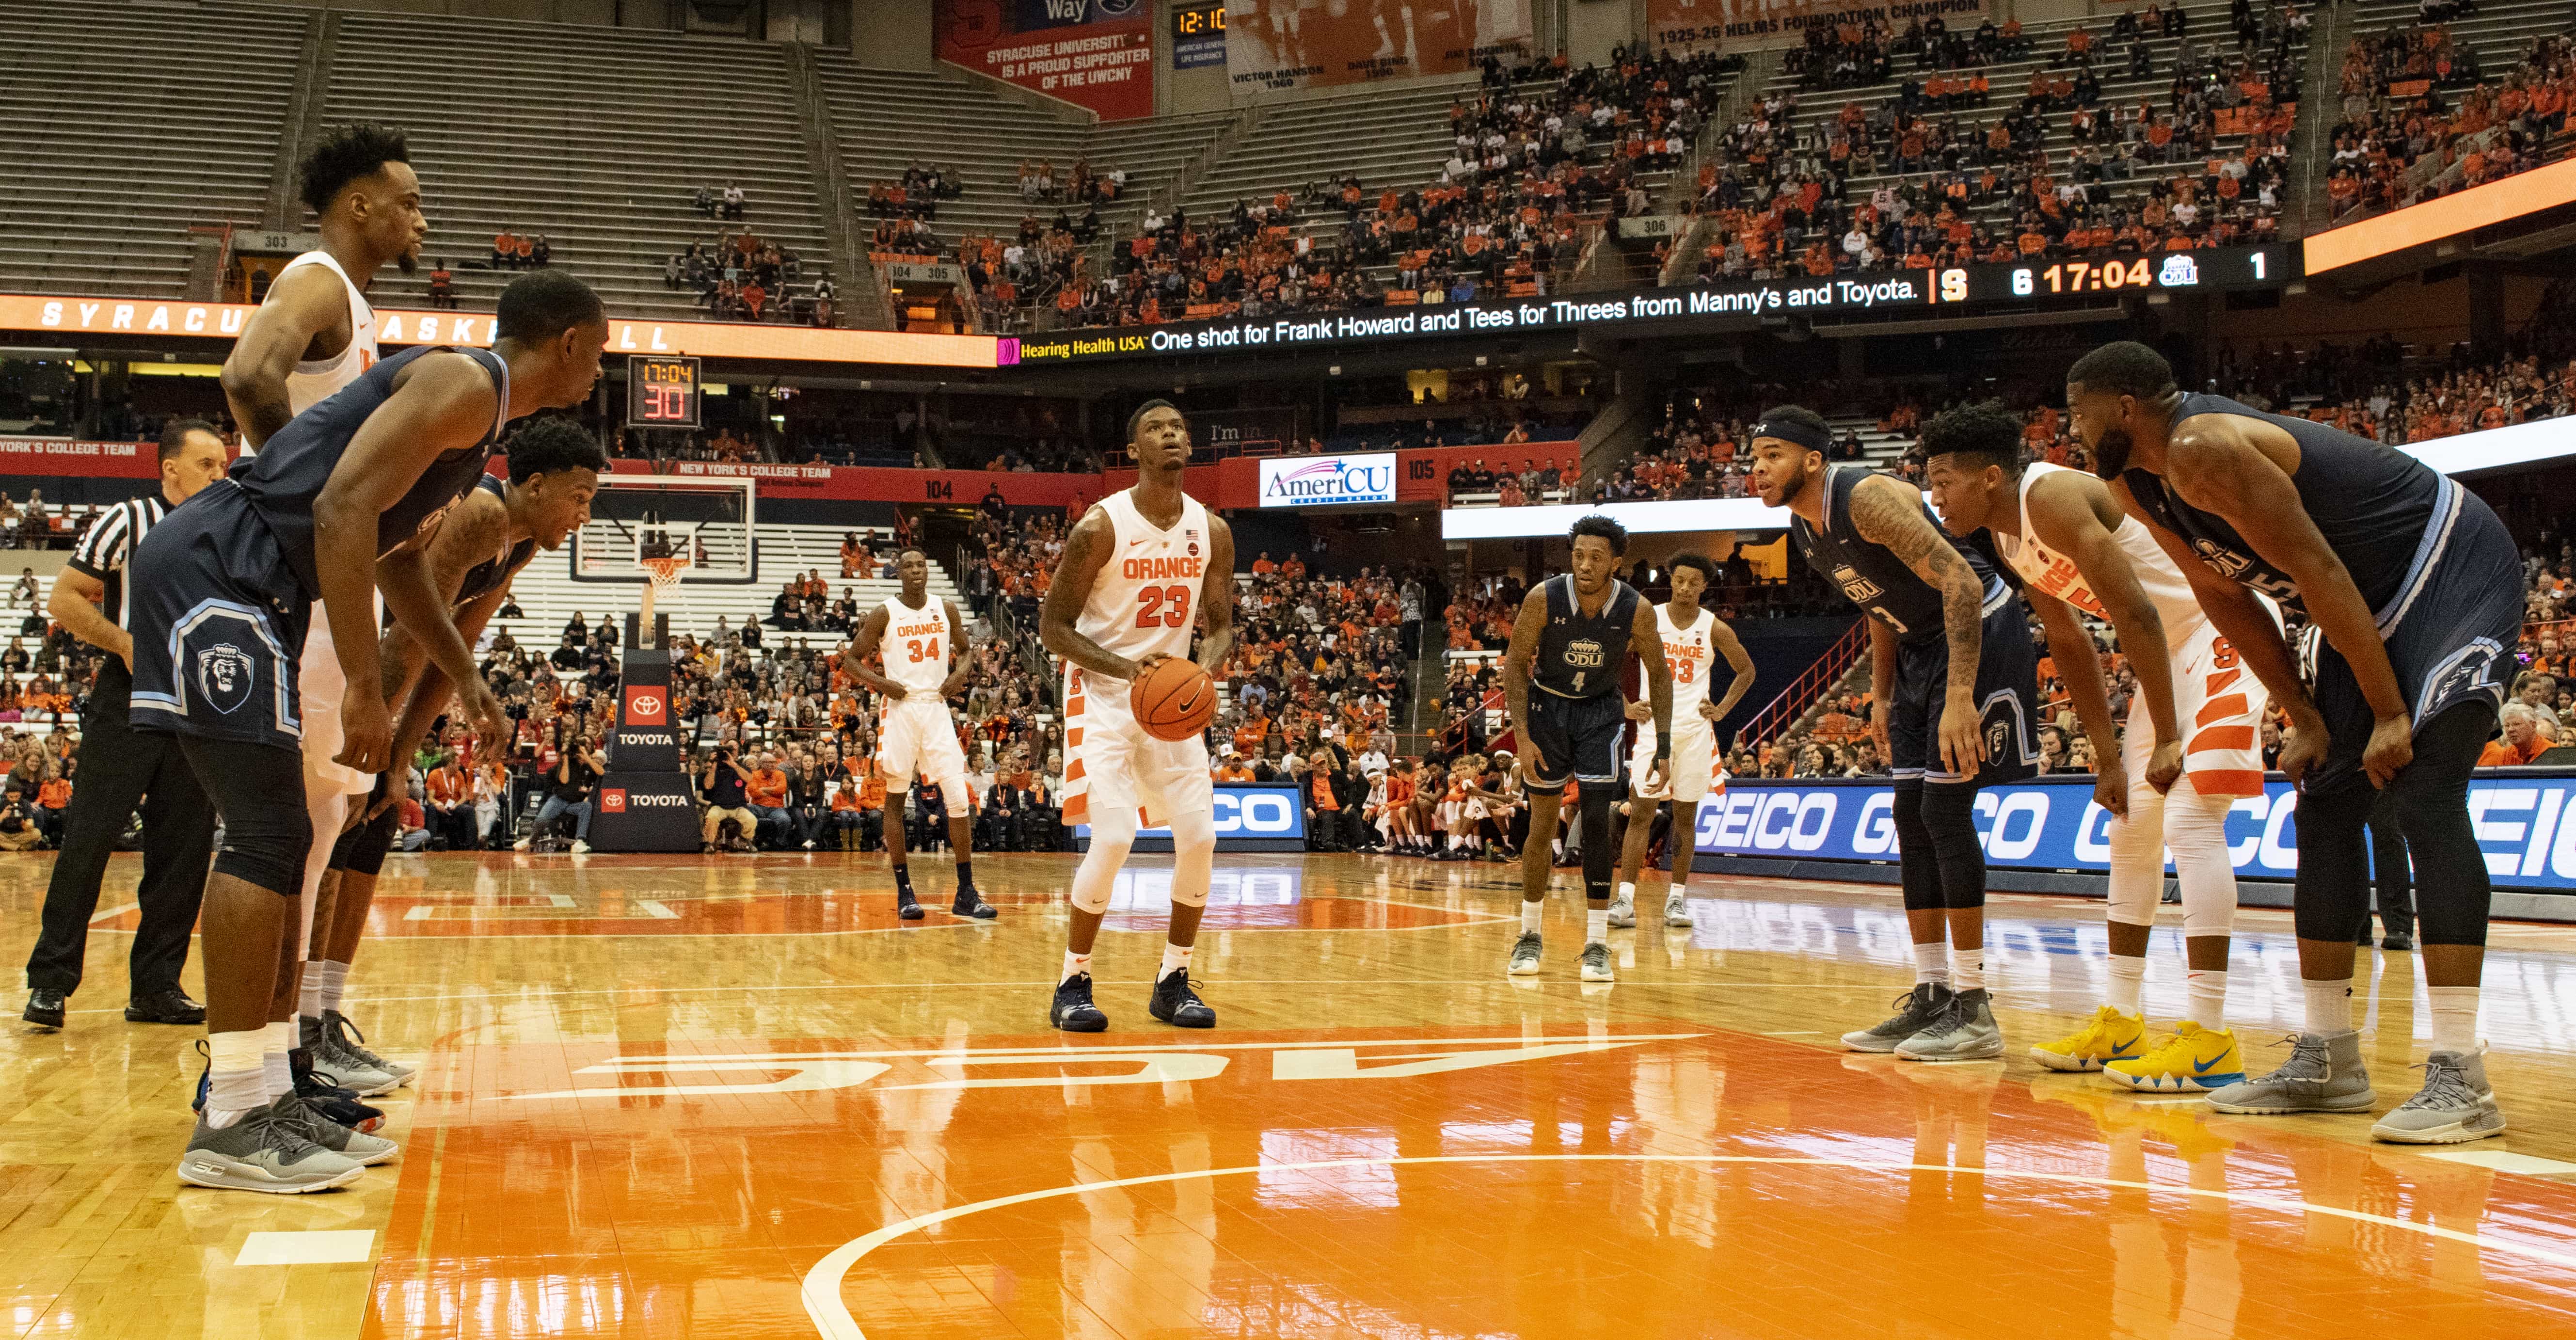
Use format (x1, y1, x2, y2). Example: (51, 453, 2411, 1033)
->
(1078, 487, 1209, 675)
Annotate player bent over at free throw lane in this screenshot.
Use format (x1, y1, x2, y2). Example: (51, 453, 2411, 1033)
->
(1039, 400, 1237, 1032)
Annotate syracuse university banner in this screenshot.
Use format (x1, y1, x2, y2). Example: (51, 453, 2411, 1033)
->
(1646, 0, 1991, 54)
(937, 0, 1156, 121)
(1226, 0, 1531, 97)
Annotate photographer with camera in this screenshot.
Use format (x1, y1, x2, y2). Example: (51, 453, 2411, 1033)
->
(518, 726, 605, 853)
(699, 744, 760, 852)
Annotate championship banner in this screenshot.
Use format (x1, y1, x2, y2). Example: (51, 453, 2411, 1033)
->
(1225, 0, 1531, 98)
(1694, 773, 2576, 893)
(1647, 0, 1991, 54)
(937, 0, 1156, 122)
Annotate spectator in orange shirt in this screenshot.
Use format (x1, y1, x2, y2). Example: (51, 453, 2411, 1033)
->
(31, 762, 71, 849)
(747, 751, 793, 848)
(2480, 703, 2552, 766)
(424, 760, 476, 851)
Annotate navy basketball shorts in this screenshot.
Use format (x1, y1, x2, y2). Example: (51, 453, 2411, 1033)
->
(127, 479, 312, 752)
(1525, 689, 1629, 789)
(1889, 589, 2041, 787)
(2301, 479, 2523, 791)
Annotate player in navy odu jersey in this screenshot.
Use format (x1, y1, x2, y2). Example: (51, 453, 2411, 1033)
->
(1501, 514, 1673, 986)
(1752, 405, 2041, 1064)
(2069, 341, 2519, 1144)
(128, 271, 606, 1193)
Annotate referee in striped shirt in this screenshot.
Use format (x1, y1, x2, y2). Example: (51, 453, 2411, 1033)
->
(21, 420, 231, 1030)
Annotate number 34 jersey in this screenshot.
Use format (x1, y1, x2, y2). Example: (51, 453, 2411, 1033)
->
(1077, 486, 1209, 677)
(876, 592, 954, 698)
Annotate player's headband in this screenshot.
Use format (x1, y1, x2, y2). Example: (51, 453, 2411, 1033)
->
(1751, 417, 1832, 453)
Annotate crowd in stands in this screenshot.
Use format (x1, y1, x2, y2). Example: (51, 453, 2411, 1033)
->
(486, 228, 553, 271)
(1686, 2, 2303, 283)
(663, 227, 832, 325)
(2328, 12, 2576, 221)
(863, 161, 966, 221)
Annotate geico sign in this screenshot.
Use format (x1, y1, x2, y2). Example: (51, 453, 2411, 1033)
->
(1212, 790, 1297, 834)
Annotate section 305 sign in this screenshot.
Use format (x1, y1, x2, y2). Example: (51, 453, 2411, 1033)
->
(1695, 774, 2576, 891)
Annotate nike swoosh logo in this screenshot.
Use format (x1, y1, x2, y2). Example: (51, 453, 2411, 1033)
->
(1127, 539, 1149, 547)
(2192, 1055, 2226, 1074)
(2109, 1040, 2140, 1057)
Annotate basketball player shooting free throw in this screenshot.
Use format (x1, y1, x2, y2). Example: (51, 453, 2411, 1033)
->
(1039, 401, 1236, 1032)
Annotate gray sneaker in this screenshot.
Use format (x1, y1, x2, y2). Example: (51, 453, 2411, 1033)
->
(302, 1015, 400, 1097)
(1896, 989, 2004, 1062)
(2371, 1047, 2508, 1144)
(324, 1010, 416, 1085)
(2204, 1031, 2376, 1114)
(1842, 982, 1954, 1053)
(1580, 942, 1615, 982)
(1606, 896, 1638, 929)
(176, 1104, 365, 1194)
(274, 1094, 399, 1166)
(1508, 932, 1544, 976)
(1663, 892, 1692, 928)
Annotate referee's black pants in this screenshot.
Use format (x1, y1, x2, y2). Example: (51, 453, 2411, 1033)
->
(23, 697, 216, 998)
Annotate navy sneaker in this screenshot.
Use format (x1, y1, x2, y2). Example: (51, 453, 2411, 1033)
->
(952, 883, 998, 920)
(1050, 973, 1108, 1032)
(1147, 969, 1215, 1029)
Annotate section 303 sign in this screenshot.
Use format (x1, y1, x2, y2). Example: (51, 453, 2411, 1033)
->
(1695, 774, 2576, 891)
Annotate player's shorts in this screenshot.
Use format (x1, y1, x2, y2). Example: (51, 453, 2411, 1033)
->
(877, 696, 968, 792)
(1630, 718, 1717, 804)
(2300, 478, 2521, 792)
(1889, 585, 2040, 787)
(2128, 613, 2274, 799)
(298, 595, 386, 792)
(1524, 688, 1627, 789)
(127, 479, 310, 752)
(1063, 666, 1213, 830)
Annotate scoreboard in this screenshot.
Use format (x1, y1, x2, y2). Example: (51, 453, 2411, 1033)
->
(1009, 243, 2303, 365)
(627, 354, 700, 428)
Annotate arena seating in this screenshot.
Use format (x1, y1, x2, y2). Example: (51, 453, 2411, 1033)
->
(0, 0, 308, 296)
(2329, 0, 2576, 221)
(323, 11, 832, 323)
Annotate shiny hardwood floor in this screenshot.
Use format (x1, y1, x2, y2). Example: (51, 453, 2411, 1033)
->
(7, 848, 2576, 1338)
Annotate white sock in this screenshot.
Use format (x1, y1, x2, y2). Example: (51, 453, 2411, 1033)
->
(2107, 954, 2146, 1015)
(1159, 941, 1193, 979)
(261, 1020, 296, 1100)
(318, 960, 349, 1018)
(1585, 907, 1609, 945)
(2427, 985, 2481, 1054)
(298, 961, 326, 1022)
(1616, 880, 1636, 906)
(2303, 979, 2353, 1035)
(2185, 968, 2227, 1032)
(1951, 946, 1985, 995)
(1062, 949, 1091, 983)
(206, 1029, 266, 1126)
(1912, 941, 1949, 988)
(1521, 901, 1543, 934)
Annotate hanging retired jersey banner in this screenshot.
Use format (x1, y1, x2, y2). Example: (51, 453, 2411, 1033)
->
(936, 0, 1156, 121)
(1647, 0, 1993, 54)
(1225, 0, 1532, 99)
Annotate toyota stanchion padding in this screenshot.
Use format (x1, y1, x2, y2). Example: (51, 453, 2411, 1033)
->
(592, 645, 697, 852)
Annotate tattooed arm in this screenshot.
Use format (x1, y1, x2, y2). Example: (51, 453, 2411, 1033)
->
(1849, 472, 1989, 776)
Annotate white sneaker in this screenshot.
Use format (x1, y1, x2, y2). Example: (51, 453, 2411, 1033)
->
(802, 840, 817, 849)
(1580, 942, 1615, 982)
(570, 840, 590, 854)
(511, 836, 531, 851)
(1605, 896, 1638, 928)
(1663, 892, 1692, 928)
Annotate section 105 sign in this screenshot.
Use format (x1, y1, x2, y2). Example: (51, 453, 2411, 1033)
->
(628, 354, 700, 429)
(1257, 452, 1396, 508)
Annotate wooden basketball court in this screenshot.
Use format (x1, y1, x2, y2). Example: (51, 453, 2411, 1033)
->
(7, 850, 2576, 1338)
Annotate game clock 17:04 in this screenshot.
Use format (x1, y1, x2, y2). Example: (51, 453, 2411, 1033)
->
(627, 354, 700, 429)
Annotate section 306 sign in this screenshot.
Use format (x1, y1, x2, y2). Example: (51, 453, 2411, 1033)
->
(1256, 453, 1396, 508)
(1695, 774, 2576, 891)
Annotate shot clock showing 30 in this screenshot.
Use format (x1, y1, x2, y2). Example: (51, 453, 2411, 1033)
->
(629, 353, 700, 429)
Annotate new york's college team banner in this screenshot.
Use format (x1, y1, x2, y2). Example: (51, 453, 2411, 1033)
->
(1695, 773, 2576, 892)
(937, 0, 1155, 121)
(1225, 0, 1530, 97)
(1647, 0, 1990, 54)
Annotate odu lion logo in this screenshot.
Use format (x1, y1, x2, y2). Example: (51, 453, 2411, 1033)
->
(195, 643, 255, 715)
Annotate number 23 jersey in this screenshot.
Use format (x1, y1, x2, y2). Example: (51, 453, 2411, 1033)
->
(1078, 486, 1209, 675)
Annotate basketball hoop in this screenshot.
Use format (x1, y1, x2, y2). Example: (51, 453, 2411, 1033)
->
(637, 553, 691, 648)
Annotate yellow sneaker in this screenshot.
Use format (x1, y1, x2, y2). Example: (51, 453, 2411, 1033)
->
(2029, 1005, 2147, 1072)
(2104, 1021, 2247, 1093)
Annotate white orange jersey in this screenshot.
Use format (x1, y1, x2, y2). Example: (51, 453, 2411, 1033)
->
(877, 591, 954, 698)
(1653, 604, 1718, 729)
(1077, 486, 1211, 674)
(276, 250, 380, 416)
(1993, 462, 2205, 649)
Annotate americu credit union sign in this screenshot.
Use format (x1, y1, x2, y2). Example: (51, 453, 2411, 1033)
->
(1256, 453, 1396, 508)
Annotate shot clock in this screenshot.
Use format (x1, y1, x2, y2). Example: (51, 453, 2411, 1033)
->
(628, 354, 700, 429)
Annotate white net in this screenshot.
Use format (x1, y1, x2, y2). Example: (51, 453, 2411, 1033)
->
(570, 476, 757, 585)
